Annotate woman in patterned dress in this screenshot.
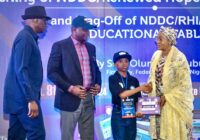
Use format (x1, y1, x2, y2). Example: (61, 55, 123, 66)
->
(148, 26, 194, 140)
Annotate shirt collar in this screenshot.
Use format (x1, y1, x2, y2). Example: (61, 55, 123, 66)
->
(24, 25, 39, 42)
(115, 71, 130, 78)
(71, 36, 87, 46)
(71, 36, 81, 46)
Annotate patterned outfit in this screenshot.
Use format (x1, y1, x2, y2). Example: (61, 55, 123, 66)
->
(154, 56, 166, 140)
(148, 46, 194, 140)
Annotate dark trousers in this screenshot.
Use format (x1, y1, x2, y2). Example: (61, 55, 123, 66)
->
(111, 107, 137, 140)
(8, 104, 45, 140)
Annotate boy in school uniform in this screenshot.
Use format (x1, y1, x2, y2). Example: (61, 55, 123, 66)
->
(109, 51, 151, 140)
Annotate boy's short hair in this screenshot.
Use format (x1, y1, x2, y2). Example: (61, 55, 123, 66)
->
(113, 51, 132, 63)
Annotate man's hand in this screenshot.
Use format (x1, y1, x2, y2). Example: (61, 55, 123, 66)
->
(28, 101, 39, 118)
(89, 84, 101, 96)
(71, 85, 87, 99)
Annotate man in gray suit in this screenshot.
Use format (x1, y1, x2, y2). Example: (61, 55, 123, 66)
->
(47, 16, 101, 140)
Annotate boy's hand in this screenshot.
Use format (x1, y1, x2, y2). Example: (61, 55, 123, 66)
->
(141, 82, 152, 93)
(136, 112, 144, 118)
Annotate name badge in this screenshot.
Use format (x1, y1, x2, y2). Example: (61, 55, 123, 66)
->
(121, 98, 135, 118)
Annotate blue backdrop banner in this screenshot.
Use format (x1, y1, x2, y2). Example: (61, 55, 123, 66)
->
(0, 1, 200, 140)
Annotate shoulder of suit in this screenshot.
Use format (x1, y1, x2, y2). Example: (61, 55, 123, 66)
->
(15, 29, 34, 42)
(53, 37, 71, 46)
(17, 28, 31, 37)
(86, 42, 95, 47)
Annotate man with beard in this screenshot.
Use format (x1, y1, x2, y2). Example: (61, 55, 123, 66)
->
(47, 16, 101, 140)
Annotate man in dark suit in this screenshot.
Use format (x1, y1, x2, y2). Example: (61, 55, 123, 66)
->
(3, 6, 51, 140)
(47, 16, 101, 140)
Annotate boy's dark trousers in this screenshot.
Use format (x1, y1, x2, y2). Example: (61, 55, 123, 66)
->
(111, 106, 137, 140)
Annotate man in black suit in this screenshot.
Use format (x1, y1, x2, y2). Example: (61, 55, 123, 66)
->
(47, 16, 101, 140)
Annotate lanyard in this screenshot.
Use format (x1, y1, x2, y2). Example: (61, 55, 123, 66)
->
(120, 72, 128, 90)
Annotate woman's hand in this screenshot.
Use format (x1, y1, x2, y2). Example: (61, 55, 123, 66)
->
(159, 95, 166, 107)
(141, 82, 152, 93)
